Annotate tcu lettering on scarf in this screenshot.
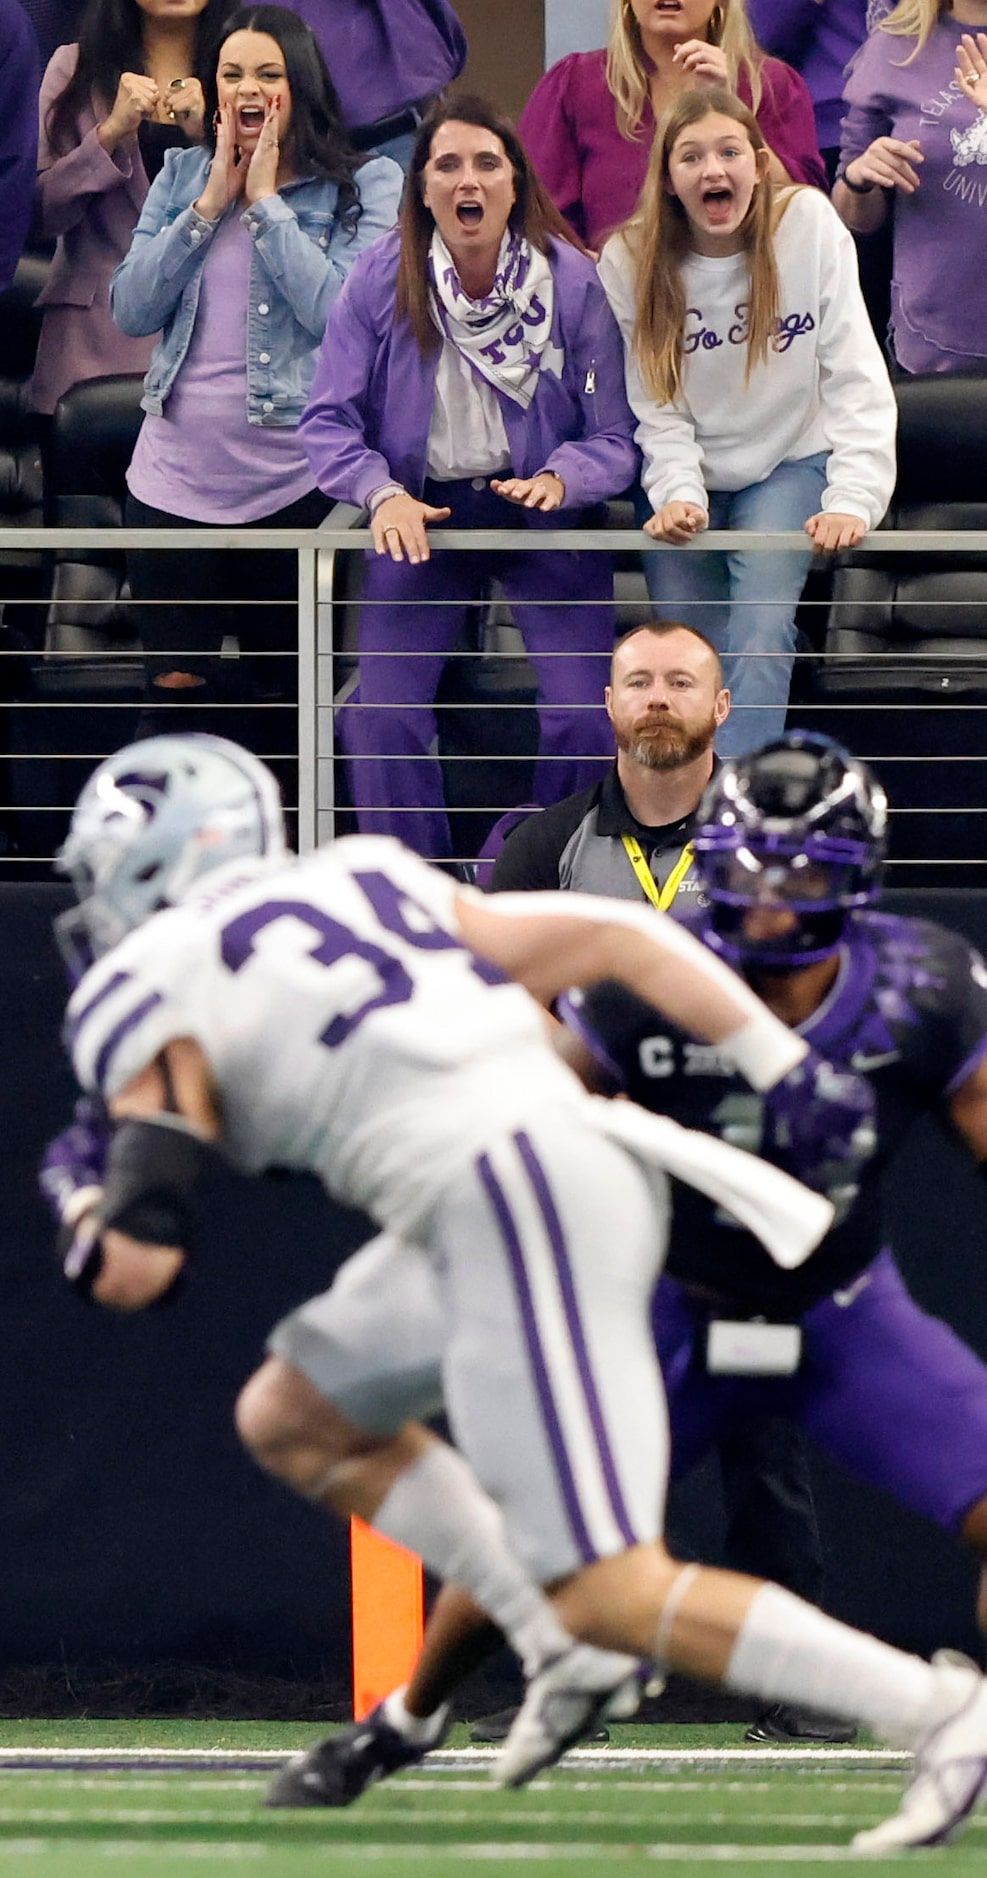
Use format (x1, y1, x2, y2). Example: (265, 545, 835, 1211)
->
(430, 229, 556, 409)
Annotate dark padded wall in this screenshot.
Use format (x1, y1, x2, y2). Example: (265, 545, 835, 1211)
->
(2, 887, 986, 1700)
(1, 884, 371, 1692)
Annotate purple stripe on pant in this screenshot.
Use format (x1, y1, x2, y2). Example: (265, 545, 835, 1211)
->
(478, 1132, 640, 1562)
(477, 1148, 596, 1562)
(339, 478, 615, 861)
(653, 1250, 987, 1533)
(515, 1131, 638, 1548)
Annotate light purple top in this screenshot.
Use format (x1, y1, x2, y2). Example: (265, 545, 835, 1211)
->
(517, 47, 826, 250)
(286, 0, 466, 131)
(840, 16, 987, 372)
(747, 0, 869, 150)
(128, 214, 313, 522)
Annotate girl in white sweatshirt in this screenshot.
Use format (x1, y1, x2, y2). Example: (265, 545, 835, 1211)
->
(598, 89, 897, 758)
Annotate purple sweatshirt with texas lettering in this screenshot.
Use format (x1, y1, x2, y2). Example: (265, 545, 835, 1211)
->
(839, 15, 987, 372)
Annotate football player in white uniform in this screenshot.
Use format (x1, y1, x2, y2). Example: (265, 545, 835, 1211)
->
(42, 735, 987, 1848)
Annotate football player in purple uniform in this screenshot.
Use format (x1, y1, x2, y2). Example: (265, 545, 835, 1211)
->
(564, 732, 987, 1604)
(310, 733, 987, 1845)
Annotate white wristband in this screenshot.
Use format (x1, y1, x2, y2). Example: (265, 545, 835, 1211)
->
(720, 1008, 808, 1093)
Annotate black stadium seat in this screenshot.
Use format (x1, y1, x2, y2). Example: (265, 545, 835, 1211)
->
(40, 370, 145, 695)
(814, 374, 987, 707)
(796, 374, 987, 884)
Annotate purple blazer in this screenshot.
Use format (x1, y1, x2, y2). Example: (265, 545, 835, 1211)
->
(300, 228, 640, 514)
(518, 48, 827, 250)
(32, 43, 156, 414)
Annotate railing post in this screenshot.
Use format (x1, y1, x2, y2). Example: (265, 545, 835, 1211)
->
(297, 542, 318, 854)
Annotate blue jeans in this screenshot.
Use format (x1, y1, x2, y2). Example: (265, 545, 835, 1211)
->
(640, 453, 828, 759)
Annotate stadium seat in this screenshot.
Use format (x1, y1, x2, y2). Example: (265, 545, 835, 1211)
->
(39, 371, 145, 697)
(813, 374, 987, 708)
(797, 374, 987, 884)
(0, 250, 48, 631)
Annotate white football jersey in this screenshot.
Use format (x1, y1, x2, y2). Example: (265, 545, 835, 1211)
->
(66, 836, 586, 1236)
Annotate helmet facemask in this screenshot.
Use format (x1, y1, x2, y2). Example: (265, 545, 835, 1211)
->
(693, 735, 887, 970)
(54, 735, 287, 976)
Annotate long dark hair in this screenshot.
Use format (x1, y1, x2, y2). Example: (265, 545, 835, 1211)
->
(47, 0, 227, 156)
(396, 92, 589, 357)
(203, 6, 363, 229)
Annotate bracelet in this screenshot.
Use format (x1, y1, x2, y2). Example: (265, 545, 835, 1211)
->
(368, 483, 407, 515)
(841, 171, 876, 195)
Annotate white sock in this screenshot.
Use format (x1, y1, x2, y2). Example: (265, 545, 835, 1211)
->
(724, 1584, 971, 1746)
(373, 1444, 574, 1676)
(381, 1684, 449, 1746)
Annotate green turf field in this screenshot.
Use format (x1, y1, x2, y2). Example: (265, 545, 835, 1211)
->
(0, 1720, 981, 1876)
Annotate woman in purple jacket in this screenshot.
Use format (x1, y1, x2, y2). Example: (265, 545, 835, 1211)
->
(517, 0, 826, 254)
(301, 95, 640, 863)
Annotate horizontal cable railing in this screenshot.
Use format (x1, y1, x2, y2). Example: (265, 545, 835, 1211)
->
(1, 525, 985, 883)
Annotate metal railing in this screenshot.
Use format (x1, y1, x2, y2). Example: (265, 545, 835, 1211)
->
(2, 523, 986, 882)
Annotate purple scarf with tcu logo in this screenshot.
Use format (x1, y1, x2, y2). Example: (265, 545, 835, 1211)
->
(428, 230, 557, 409)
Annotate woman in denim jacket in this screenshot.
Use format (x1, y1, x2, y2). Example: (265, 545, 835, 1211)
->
(300, 94, 639, 862)
(111, 4, 401, 742)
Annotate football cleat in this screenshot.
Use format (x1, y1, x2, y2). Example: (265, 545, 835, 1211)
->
(745, 1703, 856, 1744)
(265, 1699, 449, 1808)
(853, 1663, 987, 1851)
(493, 1644, 640, 1788)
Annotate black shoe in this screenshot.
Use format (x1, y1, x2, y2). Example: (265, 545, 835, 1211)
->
(745, 1704, 857, 1744)
(265, 1703, 440, 1807)
(469, 1704, 610, 1745)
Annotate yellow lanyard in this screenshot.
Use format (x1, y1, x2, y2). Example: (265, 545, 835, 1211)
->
(622, 834, 695, 913)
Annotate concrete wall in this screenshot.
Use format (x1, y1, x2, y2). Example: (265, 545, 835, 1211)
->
(545, 0, 610, 62)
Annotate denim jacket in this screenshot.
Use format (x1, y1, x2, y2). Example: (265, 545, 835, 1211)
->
(110, 144, 402, 424)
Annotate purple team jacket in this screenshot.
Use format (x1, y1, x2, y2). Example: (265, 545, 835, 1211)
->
(300, 228, 640, 513)
(286, 0, 466, 131)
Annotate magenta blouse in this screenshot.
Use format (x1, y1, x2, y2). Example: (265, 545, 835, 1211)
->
(518, 48, 827, 250)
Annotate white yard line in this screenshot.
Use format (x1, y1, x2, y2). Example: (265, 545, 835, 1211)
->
(0, 1841, 931, 1866)
(0, 1746, 908, 1769)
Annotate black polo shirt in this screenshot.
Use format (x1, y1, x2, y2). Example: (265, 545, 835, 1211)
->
(488, 763, 709, 913)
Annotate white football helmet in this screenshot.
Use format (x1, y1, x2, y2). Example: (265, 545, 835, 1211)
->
(55, 734, 287, 972)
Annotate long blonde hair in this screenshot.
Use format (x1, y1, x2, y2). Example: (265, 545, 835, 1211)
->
(625, 90, 798, 405)
(605, 0, 764, 141)
(876, 0, 948, 61)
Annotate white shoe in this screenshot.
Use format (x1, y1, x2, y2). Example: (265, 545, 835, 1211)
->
(854, 1663, 987, 1851)
(493, 1644, 639, 1789)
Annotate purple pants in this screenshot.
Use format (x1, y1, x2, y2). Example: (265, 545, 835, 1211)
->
(654, 1251, 987, 1534)
(338, 478, 615, 860)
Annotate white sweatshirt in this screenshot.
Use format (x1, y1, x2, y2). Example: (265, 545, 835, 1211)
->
(598, 187, 897, 527)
